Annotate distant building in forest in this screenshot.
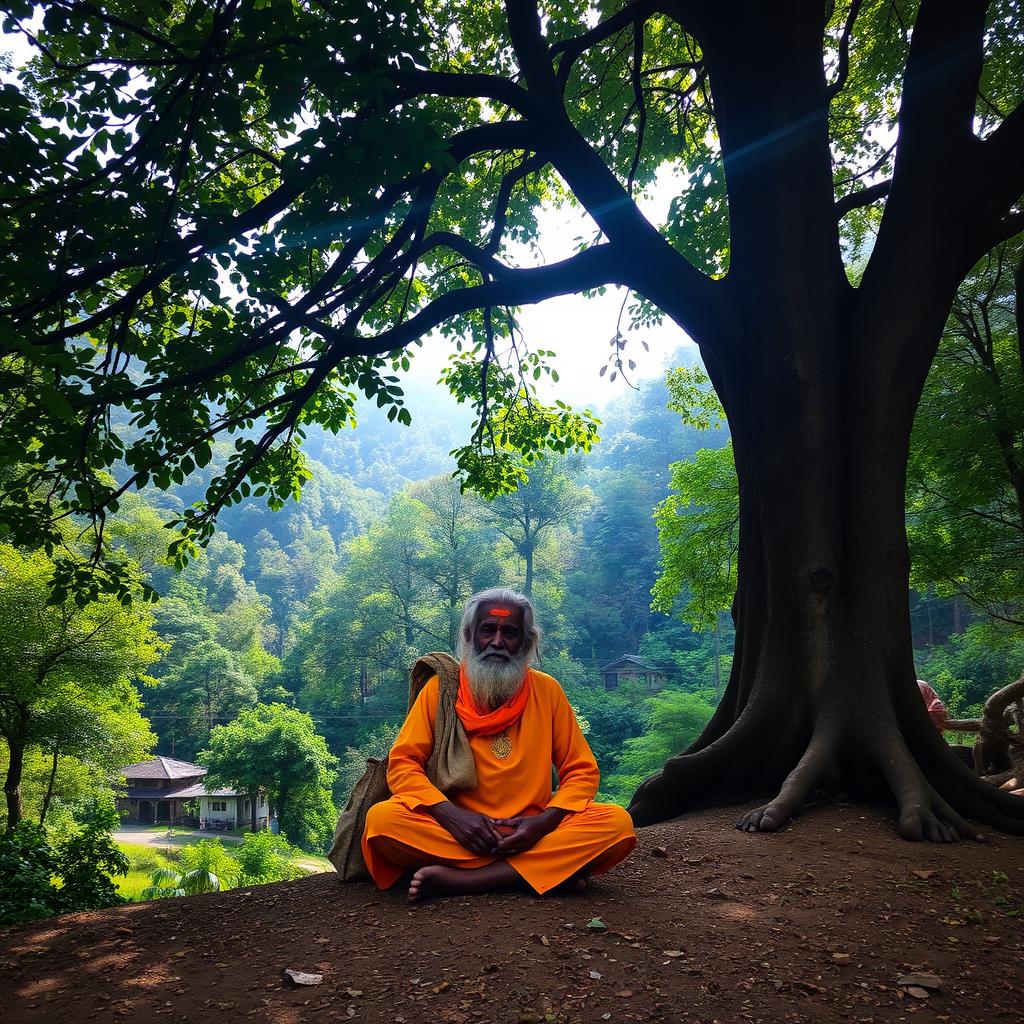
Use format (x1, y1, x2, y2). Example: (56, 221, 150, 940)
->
(598, 655, 667, 692)
(116, 756, 269, 831)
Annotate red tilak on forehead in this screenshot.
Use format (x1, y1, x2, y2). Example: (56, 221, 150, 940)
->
(488, 607, 512, 617)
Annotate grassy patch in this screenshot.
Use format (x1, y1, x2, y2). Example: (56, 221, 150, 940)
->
(118, 842, 176, 869)
(113, 837, 332, 903)
(116, 869, 159, 901)
(291, 854, 333, 874)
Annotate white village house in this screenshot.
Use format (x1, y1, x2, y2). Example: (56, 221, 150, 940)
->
(116, 756, 270, 831)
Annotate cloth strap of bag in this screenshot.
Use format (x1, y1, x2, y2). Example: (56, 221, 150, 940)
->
(412, 652, 477, 794)
(327, 652, 476, 881)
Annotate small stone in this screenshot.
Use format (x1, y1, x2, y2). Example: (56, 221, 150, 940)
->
(897, 973, 942, 991)
(650, 846, 669, 858)
(906, 987, 930, 1000)
(282, 969, 323, 986)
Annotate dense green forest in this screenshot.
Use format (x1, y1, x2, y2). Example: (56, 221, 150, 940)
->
(2, 344, 737, 842)
(5, 238, 1022, 856)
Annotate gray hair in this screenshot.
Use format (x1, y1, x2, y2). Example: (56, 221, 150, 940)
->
(456, 587, 542, 663)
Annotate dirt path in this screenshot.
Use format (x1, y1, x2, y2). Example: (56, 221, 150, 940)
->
(113, 825, 244, 847)
(3, 803, 1022, 1023)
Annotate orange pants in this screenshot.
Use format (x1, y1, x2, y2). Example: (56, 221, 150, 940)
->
(362, 800, 636, 894)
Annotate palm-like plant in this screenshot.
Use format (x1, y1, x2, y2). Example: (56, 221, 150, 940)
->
(141, 839, 238, 899)
(142, 865, 222, 899)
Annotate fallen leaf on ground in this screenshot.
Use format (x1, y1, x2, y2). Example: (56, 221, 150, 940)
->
(662, 950, 686, 958)
(897, 973, 942, 990)
(831, 953, 851, 963)
(586, 918, 607, 931)
(911, 869, 938, 880)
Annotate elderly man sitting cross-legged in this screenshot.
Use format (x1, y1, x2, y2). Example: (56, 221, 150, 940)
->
(362, 587, 636, 901)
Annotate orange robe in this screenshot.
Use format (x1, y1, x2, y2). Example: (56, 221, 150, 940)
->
(362, 668, 636, 894)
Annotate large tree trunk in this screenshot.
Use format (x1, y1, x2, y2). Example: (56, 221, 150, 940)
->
(630, 325, 1024, 837)
(629, 2, 1024, 839)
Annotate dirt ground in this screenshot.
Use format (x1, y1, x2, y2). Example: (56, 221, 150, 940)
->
(112, 825, 244, 847)
(2, 802, 1022, 1024)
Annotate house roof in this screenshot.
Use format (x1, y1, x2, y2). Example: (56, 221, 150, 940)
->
(165, 783, 243, 799)
(598, 654, 664, 674)
(121, 787, 178, 800)
(120, 756, 208, 780)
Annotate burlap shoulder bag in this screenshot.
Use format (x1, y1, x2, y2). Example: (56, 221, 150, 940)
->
(327, 652, 476, 882)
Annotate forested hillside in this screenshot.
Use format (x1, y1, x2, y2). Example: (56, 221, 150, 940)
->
(7, 301, 1020, 859)
(107, 344, 737, 828)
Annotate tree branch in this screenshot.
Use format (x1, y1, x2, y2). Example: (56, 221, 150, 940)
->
(391, 68, 546, 120)
(302, 244, 629, 361)
(835, 178, 891, 218)
(486, 153, 547, 255)
(991, 210, 1024, 250)
(626, 21, 648, 196)
(977, 100, 1024, 246)
(501, 1, 726, 346)
(551, 0, 657, 91)
(417, 231, 515, 279)
(827, 0, 864, 100)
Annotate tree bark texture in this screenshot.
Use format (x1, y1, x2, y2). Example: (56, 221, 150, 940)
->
(628, 2, 1024, 839)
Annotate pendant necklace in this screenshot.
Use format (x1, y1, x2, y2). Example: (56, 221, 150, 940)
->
(491, 731, 512, 759)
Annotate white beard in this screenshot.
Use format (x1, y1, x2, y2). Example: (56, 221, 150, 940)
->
(462, 647, 529, 711)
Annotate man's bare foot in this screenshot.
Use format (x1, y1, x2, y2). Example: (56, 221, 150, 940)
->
(407, 862, 520, 902)
(554, 872, 588, 893)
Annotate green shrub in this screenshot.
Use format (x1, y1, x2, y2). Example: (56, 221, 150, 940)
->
(118, 843, 174, 874)
(58, 806, 129, 914)
(0, 806, 128, 925)
(177, 839, 240, 887)
(234, 830, 302, 885)
(142, 839, 240, 899)
(0, 822, 60, 925)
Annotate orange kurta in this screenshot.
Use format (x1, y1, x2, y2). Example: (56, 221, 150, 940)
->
(362, 668, 636, 894)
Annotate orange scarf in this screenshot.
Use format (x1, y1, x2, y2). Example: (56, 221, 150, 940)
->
(455, 663, 532, 737)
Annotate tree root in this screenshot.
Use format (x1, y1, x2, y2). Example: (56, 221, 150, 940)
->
(630, 679, 1024, 839)
(735, 726, 837, 833)
(875, 730, 985, 842)
(628, 711, 762, 826)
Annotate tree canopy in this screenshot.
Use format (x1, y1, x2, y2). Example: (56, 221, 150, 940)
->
(3, 0, 1024, 839)
(0, 543, 161, 827)
(200, 702, 338, 849)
